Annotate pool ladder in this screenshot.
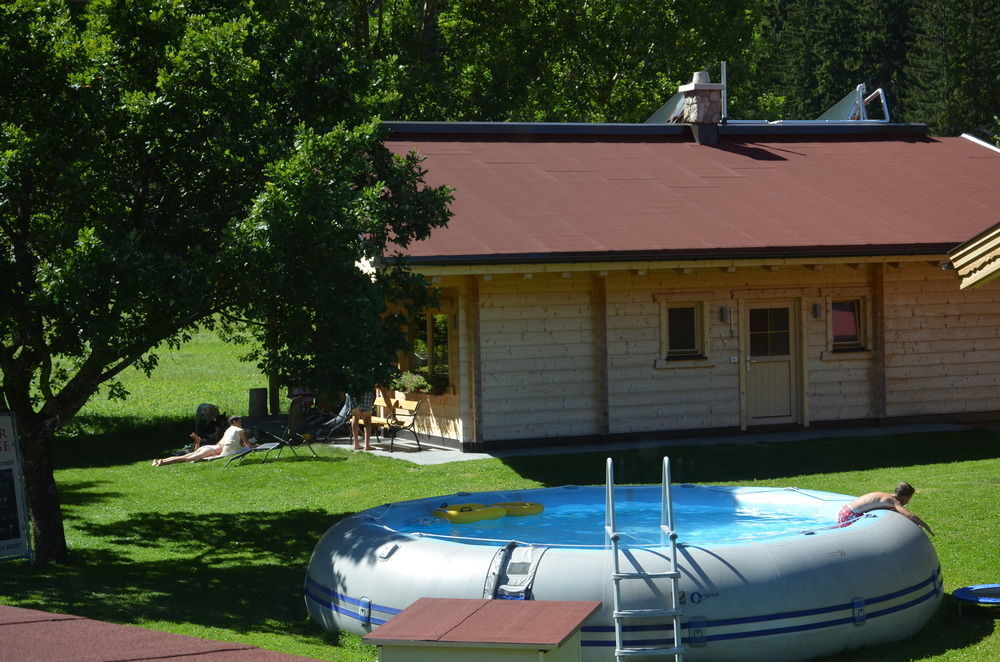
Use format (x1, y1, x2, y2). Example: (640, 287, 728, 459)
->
(605, 457, 684, 661)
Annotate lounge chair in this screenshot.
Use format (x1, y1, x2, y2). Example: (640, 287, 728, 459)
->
(192, 442, 281, 466)
(222, 442, 283, 466)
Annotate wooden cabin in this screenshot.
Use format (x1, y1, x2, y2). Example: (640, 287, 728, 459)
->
(381, 116, 1000, 452)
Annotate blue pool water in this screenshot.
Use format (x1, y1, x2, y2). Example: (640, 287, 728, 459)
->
(372, 485, 850, 547)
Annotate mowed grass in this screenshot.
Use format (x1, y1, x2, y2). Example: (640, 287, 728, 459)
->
(1, 328, 998, 661)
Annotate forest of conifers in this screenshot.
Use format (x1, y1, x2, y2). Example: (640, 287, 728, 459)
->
(336, 0, 999, 138)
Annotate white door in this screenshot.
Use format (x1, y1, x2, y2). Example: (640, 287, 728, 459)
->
(744, 303, 800, 426)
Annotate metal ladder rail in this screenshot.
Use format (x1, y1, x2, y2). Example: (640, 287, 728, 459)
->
(660, 457, 684, 658)
(605, 457, 684, 661)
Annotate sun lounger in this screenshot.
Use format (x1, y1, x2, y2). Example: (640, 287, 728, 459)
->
(196, 442, 283, 466)
(224, 442, 284, 466)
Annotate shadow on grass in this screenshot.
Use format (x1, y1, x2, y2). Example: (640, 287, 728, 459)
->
(55, 414, 199, 469)
(0, 508, 351, 640)
(54, 413, 344, 470)
(809, 596, 997, 662)
(57, 480, 126, 512)
(501, 428, 1000, 487)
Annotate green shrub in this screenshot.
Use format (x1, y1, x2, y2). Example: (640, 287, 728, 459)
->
(389, 371, 432, 393)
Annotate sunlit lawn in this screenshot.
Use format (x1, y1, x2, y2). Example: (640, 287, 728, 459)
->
(1, 329, 998, 661)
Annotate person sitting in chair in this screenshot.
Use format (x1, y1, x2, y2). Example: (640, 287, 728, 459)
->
(153, 416, 253, 466)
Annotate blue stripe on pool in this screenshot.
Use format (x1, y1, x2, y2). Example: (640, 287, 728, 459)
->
(304, 589, 388, 626)
(304, 575, 401, 621)
(304, 567, 940, 645)
(579, 569, 940, 645)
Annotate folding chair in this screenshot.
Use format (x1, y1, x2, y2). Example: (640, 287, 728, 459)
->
(310, 394, 353, 443)
(263, 395, 319, 459)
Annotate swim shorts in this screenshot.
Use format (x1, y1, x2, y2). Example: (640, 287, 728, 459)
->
(838, 505, 863, 527)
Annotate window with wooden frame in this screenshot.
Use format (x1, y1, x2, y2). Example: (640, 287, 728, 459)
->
(655, 294, 708, 365)
(403, 301, 454, 392)
(830, 298, 867, 351)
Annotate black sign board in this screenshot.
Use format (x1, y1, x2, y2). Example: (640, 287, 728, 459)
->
(0, 413, 31, 561)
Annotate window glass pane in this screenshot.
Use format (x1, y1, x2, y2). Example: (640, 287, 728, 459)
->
(431, 313, 449, 376)
(749, 307, 790, 356)
(411, 312, 429, 371)
(749, 308, 769, 333)
(770, 309, 790, 355)
(667, 307, 697, 355)
(832, 300, 861, 345)
(409, 311, 450, 387)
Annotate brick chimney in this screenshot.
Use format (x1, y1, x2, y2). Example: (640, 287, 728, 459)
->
(679, 71, 724, 145)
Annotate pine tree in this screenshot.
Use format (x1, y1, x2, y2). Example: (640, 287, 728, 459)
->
(767, 0, 865, 118)
(855, 0, 913, 120)
(745, 0, 916, 122)
(905, 0, 1000, 134)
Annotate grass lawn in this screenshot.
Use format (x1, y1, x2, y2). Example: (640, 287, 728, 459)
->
(1, 329, 998, 661)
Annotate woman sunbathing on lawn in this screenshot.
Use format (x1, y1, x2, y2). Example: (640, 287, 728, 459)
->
(152, 415, 254, 466)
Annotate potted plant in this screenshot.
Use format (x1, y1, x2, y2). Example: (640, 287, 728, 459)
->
(390, 371, 432, 396)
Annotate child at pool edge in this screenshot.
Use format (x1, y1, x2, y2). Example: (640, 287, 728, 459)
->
(837, 482, 934, 535)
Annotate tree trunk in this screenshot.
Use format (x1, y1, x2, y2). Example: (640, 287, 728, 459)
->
(19, 424, 68, 564)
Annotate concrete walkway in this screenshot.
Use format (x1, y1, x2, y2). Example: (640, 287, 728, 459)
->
(0, 604, 323, 662)
(348, 422, 970, 466)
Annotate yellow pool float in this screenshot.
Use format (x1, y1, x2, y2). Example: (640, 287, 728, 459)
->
(432, 503, 507, 524)
(492, 501, 544, 516)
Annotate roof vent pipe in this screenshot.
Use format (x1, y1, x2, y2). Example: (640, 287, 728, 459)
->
(679, 71, 725, 145)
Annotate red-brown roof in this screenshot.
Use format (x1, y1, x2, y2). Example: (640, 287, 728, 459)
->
(363, 597, 601, 648)
(384, 124, 1000, 265)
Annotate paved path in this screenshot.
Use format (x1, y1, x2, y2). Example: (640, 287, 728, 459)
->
(0, 605, 323, 662)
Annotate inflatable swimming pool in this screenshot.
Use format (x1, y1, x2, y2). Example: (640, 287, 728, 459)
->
(305, 481, 941, 661)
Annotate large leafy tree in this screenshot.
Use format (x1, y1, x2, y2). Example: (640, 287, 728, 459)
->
(363, 0, 755, 123)
(0, 0, 450, 563)
(231, 125, 449, 397)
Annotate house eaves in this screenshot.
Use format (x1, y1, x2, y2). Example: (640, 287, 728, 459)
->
(399, 243, 957, 268)
(383, 120, 929, 141)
